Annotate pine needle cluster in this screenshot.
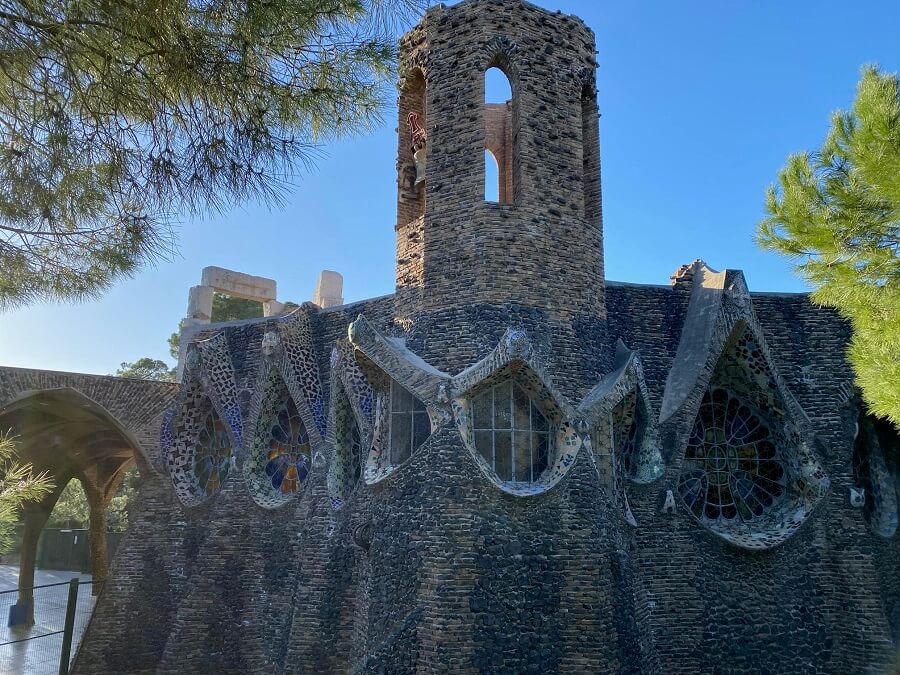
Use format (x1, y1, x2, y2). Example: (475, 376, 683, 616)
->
(759, 66, 900, 425)
(0, 0, 424, 309)
(0, 432, 53, 553)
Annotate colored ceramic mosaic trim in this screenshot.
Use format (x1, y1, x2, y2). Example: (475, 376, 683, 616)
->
(326, 341, 375, 507)
(244, 364, 313, 509)
(165, 333, 242, 506)
(275, 308, 327, 441)
(197, 332, 243, 448)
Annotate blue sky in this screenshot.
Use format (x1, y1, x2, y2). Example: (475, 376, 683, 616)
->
(3, 0, 899, 376)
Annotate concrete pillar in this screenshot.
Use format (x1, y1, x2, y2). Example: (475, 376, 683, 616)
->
(186, 285, 215, 322)
(88, 502, 108, 595)
(15, 509, 51, 625)
(312, 270, 344, 308)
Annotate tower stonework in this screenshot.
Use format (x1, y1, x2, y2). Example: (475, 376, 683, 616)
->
(395, 0, 605, 323)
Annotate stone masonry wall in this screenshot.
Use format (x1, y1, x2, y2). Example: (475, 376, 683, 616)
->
(395, 0, 605, 322)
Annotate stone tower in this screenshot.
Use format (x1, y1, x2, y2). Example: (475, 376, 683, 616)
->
(395, 0, 605, 323)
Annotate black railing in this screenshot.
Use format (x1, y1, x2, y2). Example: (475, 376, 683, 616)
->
(0, 578, 102, 675)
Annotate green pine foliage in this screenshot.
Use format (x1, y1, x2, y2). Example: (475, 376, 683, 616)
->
(115, 357, 176, 381)
(0, 433, 53, 553)
(759, 66, 900, 425)
(47, 469, 138, 532)
(0, 0, 423, 309)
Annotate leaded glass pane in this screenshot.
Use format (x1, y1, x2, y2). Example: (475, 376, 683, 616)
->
(390, 412, 412, 464)
(472, 390, 493, 430)
(494, 381, 512, 429)
(391, 380, 413, 413)
(387, 380, 431, 466)
(264, 397, 311, 494)
(514, 429, 532, 482)
(470, 380, 553, 484)
(494, 430, 513, 481)
(475, 430, 493, 464)
(412, 411, 430, 452)
(534, 433, 549, 475)
(678, 387, 788, 525)
(194, 410, 231, 496)
(513, 385, 531, 430)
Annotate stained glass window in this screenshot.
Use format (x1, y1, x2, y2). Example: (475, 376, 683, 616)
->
(678, 387, 787, 523)
(194, 410, 232, 495)
(389, 380, 431, 465)
(612, 391, 640, 478)
(472, 380, 550, 483)
(349, 420, 362, 486)
(264, 397, 311, 494)
(334, 391, 363, 499)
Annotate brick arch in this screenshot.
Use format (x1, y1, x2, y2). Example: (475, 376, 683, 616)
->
(0, 370, 176, 620)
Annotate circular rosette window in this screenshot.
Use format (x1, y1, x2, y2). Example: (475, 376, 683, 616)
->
(246, 392, 312, 509)
(194, 409, 233, 497)
(678, 387, 826, 549)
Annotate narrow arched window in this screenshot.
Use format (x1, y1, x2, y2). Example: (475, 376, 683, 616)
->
(471, 380, 551, 483)
(484, 66, 514, 204)
(335, 390, 363, 498)
(581, 86, 600, 222)
(194, 408, 232, 496)
(398, 68, 427, 224)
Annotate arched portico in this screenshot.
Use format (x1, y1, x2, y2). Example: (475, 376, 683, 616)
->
(0, 369, 176, 624)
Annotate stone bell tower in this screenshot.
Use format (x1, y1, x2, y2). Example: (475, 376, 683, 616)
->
(395, 0, 605, 322)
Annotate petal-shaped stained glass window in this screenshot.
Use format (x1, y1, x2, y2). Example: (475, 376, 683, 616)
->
(194, 410, 232, 496)
(264, 397, 311, 494)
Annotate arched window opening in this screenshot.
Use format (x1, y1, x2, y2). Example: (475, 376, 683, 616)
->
(853, 411, 899, 537)
(398, 67, 427, 224)
(484, 150, 500, 202)
(193, 408, 232, 497)
(675, 323, 829, 549)
(335, 390, 363, 499)
(388, 380, 431, 465)
(471, 380, 551, 483)
(484, 66, 514, 204)
(581, 86, 600, 222)
(612, 391, 640, 478)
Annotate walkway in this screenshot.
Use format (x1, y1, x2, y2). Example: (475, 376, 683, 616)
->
(0, 566, 97, 675)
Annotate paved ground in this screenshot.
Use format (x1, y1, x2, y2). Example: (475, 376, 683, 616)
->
(0, 566, 97, 675)
(0, 566, 92, 592)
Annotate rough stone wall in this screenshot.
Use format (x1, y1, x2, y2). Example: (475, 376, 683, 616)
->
(395, 0, 605, 322)
(619, 290, 895, 674)
(72, 281, 900, 674)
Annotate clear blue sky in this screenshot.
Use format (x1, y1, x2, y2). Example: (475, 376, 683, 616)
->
(3, 0, 899, 376)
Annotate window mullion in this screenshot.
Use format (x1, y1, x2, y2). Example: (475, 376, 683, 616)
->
(491, 385, 496, 473)
(529, 390, 534, 482)
(510, 384, 516, 483)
